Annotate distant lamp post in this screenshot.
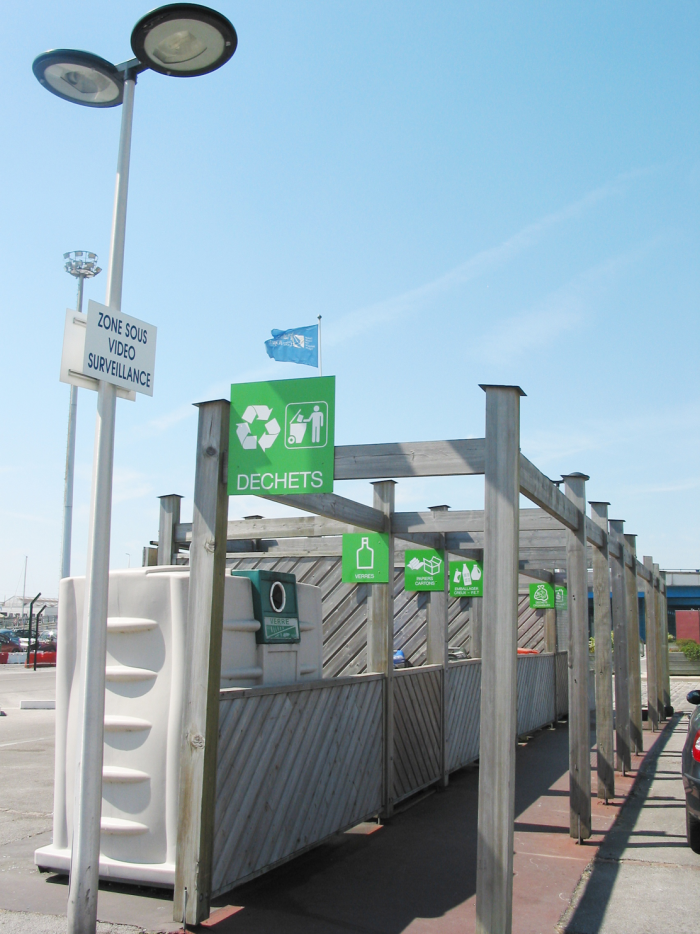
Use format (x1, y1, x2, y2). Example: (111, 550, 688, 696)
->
(33, 7, 237, 933)
(60, 252, 101, 582)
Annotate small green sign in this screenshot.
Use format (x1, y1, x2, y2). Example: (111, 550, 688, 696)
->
(342, 533, 390, 583)
(405, 549, 445, 592)
(555, 585, 568, 610)
(229, 376, 335, 496)
(529, 582, 555, 609)
(262, 616, 300, 642)
(449, 559, 483, 597)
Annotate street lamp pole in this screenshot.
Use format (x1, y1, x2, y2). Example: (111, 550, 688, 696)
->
(61, 252, 101, 581)
(34, 11, 238, 933)
(66, 69, 136, 934)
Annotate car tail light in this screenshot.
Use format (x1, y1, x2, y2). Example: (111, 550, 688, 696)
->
(693, 730, 700, 763)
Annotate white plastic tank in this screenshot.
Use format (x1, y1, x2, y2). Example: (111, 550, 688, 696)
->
(35, 566, 322, 886)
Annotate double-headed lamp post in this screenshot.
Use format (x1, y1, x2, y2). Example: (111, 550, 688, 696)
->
(61, 251, 101, 582)
(33, 7, 237, 934)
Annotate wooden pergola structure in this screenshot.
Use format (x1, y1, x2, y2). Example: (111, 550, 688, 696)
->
(157, 384, 669, 932)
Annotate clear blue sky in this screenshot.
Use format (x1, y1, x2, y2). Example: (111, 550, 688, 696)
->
(2, 1, 699, 601)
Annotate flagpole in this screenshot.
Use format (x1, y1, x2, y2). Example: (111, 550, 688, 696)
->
(317, 315, 323, 377)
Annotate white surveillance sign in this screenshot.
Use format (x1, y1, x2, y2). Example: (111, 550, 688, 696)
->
(83, 300, 157, 397)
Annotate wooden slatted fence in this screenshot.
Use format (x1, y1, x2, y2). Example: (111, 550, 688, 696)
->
(516, 654, 556, 735)
(392, 666, 442, 802)
(212, 675, 383, 896)
(445, 660, 482, 771)
(211, 651, 565, 895)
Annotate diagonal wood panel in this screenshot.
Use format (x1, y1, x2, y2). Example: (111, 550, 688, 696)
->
(445, 660, 482, 772)
(212, 678, 383, 896)
(392, 667, 442, 802)
(516, 654, 556, 735)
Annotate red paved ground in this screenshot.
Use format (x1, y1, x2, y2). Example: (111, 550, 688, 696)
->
(195, 723, 664, 934)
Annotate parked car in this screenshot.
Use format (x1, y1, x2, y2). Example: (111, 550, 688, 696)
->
(0, 630, 22, 652)
(682, 688, 700, 853)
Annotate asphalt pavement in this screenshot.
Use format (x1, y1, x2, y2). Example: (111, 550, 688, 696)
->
(2, 666, 699, 933)
(560, 694, 700, 933)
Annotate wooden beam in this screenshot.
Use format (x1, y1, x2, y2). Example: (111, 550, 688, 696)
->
(334, 438, 486, 479)
(585, 515, 606, 550)
(636, 560, 652, 584)
(563, 473, 591, 841)
(609, 520, 631, 773)
(174, 400, 229, 925)
(519, 455, 581, 532)
(261, 491, 388, 533)
(476, 385, 523, 934)
(519, 568, 554, 584)
(624, 534, 643, 756)
(392, 507, 563, 535)
(590, 502, 614, 802)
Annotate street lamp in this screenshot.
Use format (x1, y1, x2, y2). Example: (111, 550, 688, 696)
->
(33, 8, 237, 933)
(61, 252, 101, 582)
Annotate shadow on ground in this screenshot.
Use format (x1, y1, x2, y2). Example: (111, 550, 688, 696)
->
(562, 715, 683, 934)
(200, 724, 572, 934)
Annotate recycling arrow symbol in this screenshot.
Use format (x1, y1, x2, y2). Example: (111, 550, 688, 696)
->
(236, 405, 281, 452)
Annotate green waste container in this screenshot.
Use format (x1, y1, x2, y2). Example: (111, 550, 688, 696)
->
(229, 569, 300, 644)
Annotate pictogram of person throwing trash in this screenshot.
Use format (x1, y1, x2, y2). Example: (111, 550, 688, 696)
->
(287, 404, 325, 445)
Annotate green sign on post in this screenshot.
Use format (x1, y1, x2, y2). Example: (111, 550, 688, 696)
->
(555, 585, 568, 610)
(341, 533, 390, 583)
(449, 559, 483, 597)
(404, 549, 445, 592)
(228, 376, 335, 496)
(529, 582, 555, 609)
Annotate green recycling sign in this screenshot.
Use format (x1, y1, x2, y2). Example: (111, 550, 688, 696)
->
(529, 582, 555, 609)
(555, 585, 567, 610)
(229, 376, 335, 496)
(449, 559, 483, 597)
(404, 549, 445, 592)
(342, 533, 390, 583)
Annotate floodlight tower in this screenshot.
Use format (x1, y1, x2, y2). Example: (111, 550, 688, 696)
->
(61, 251, 101, 581)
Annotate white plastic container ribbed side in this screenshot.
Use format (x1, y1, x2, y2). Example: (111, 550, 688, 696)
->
(35, 567, 322, 886)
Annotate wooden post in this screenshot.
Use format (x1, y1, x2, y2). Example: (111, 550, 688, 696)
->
(543, 607, 557, 727)
(563, 473, 591, 841)
(660, 573, 671, 715)
(174, 401, 229, 925)
(554, 568, 569, 669)
(544, 608, 557, 653)
(427, 505, 450, 787)
(590, 502, 614, 802)
(653, 564, 667, 721)
(609, 520, 631, 773)
(367, 480, 396, 817)
(476, 384, 523, 934)
(158, 493, 183, 566)
(643, 556, 659, 731)
(471, 596, 483, 658)
(624, 535, 643, 755)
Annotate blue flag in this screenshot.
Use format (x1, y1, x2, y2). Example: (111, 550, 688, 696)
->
(265, 325, 319, 367)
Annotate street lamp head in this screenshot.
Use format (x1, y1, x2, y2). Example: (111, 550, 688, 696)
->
(64, 251, 102, 279)
(33, 50, 124, 107)
(131, 3, 237, 77)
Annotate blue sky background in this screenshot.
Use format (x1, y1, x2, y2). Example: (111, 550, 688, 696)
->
(1, 1, 698, 600)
